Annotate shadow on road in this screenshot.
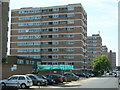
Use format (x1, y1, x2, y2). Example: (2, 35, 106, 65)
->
(60, 85, 81, 87)
(98, 75, 115, 78)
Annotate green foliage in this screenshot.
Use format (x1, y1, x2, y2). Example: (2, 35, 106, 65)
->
(92, 56, 110, 74)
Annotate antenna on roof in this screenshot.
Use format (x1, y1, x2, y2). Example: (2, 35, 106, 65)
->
(98, 31, 100, 36)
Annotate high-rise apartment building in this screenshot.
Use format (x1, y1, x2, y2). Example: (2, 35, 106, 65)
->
(102, 45, 108, 58)
(10, 3, 87, 72)
(108, 50, 116, 71)
(0, 0, 9, 59)
(87, 34, 102, 69)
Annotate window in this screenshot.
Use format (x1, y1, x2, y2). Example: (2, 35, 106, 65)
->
(66, 34, 74, 38)
(52, 48, 59, 52)
(41, 55, 48, 59)
(53, 21, 58, 25)
(65, 48, 75, 52)
(68, 7, 74, 11)
(93, 40, 97, 43)
(52, 55, 59, 59)
(18, 23, 41, 27)
(92, 51, 97, 53)
(92, 37, 97, 39)
(17, 42, 40, 46)
(30, 61, 35, 65)
(17, 49, 40, 52)
(17, 59, 24, 64)
(52, 15, 59, 18)
(26, 60, 29, 64)
(59, 8, 67, 11)
(52, 35, 59, 38)
(53, 28, 58, 31)
(67, 28, 74, 31)
(9, 76, 18, 80)
(18, 35, 41, 39)
(19, 10, 41, 14)
(29, 76, 36, 80)
(87, 44, 96, 47)
(52, 8, 59, 12)
(67, 21, 74, 24)
(64, 55, 74, 59)
(42, 16, 48, 19)
(42, 9, 48, 13)
(26, 76, 31, 80)
(48, 55, 52, 59)
(59, 21, 67, 24)
(42, 22, 48, 26)
(52, 62, 58, 65)
(19, 16, 41, 20)
(41, 42, 48, 45)
(18, 76, 25, 80)
(67, 14, 74, 17)
(52, 42, 59, 45)
(59, 15, 67, 18)
(41, 35, 48, 38)
(65, 41, 74, 45)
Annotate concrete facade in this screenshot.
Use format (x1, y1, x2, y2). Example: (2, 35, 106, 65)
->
(108, 50, 116, 71)
(10, 3, 87, 72)
(0, 0, 9, 80)
(0, 0, 9, 59)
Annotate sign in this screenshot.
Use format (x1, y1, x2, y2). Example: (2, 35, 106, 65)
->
(37, 65, 74, 70)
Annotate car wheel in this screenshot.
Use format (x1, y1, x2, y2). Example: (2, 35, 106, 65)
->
(20, 83, 27, 89)
(37, 82, 41, 86)
(2, 82, 6, 87)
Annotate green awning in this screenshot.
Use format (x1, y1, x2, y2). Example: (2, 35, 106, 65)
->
(37, 65, 74, 70)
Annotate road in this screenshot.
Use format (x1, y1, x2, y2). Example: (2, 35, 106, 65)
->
(29, 75, 118, 89)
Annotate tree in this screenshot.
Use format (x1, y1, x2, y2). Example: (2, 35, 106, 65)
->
(91, 56, 111, 75)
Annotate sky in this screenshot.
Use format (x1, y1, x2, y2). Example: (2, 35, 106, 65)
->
(9, 0, 118, 65)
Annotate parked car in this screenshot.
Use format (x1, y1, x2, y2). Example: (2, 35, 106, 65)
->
(0, 75, 33, 89)
(45, 74, 63, 84)
(64, 73, 79, 82)
(82, 73, 90, 78)
(53, 74, 67, 82)
(75, 73, 90, 78)
(74, 73, 84, 77)
(35, 74, 55, 85)
(89, 73, 95, 77)
(26, 74, 47, 86)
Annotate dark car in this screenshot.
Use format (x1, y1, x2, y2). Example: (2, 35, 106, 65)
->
(52, 74, 67, 82)
(26, 74, 48, 86)
(64, 73, 79, 82)
(82, 73, 90, 78)
(88, 73, 95, 77)
(45, 74, 63, 84)
(74, 73, 84, 77)
(75, 73, 89, 78)
(35, 74, 55, 85)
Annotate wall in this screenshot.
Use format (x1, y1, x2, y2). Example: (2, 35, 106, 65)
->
(2, 63, 33, 79)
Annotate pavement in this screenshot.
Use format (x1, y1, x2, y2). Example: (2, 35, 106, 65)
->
(30, 76, 118, 88)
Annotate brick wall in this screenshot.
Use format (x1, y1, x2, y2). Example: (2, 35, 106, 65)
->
(2, 63, 33, 79)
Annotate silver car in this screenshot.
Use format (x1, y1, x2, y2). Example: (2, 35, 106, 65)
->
(0, 75, 33, 89)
